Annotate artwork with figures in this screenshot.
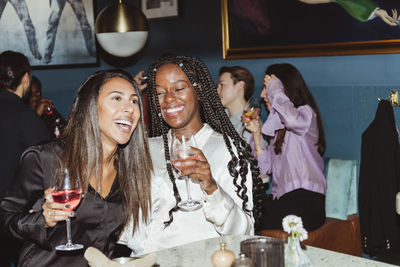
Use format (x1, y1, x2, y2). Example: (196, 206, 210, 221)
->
(0, 0, 96, 67)
(223, 0, 400, 59)
(142, 0, 178, 19)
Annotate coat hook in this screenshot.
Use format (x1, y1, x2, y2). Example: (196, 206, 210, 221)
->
(378, 90, 399, 107)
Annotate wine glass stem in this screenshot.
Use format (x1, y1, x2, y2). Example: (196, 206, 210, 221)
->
(185, 176, 193, 205)
(66, 217, 73, 247)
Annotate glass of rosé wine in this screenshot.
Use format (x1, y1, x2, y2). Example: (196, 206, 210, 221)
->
(51, 168, 83, 251)
(170, 131, 202, 211)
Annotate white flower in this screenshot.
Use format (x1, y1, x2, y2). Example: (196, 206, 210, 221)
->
(282, 215, 308, 241)
(282, 215, 303, 234)
(297, 227, 308, 242)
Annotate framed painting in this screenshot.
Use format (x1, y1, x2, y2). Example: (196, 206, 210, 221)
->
(0, 0, 97, 67)
(141, 0, 178, 19)
(222, 0, 400, 59)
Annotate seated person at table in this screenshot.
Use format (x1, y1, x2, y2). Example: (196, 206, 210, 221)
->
(243, 63, 326, 231)
(217, 66, 255, 143)
(120, 55, 266, 255)
(0, 70, 152, 266)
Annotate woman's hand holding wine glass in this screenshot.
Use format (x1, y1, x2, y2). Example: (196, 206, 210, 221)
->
(44, 168, 83, 251)
(42, 188, 76, 228)
(178, 146, 217, 194)
(171, 131, 217, 211)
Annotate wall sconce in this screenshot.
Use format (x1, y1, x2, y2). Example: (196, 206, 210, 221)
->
(95, 0, 149, 57)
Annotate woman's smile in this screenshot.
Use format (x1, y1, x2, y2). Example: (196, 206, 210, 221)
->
(114, 118, 133, 133)
(163, 105, 184, 116)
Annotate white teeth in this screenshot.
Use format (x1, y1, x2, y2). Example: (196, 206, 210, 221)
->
(166, 106, 183, 113)
(114, 119, 132, 126)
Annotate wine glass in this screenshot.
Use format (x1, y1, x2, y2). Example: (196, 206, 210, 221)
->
(243, 97, 261, 120)
(51, 168, 84, 251)
(241, 97, 261, 136)
(170, 131, 202, 211)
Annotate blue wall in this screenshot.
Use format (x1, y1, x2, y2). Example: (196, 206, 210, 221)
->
(34, 0, 400, 165)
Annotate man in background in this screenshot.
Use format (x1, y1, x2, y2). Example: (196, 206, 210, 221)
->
(217, 66, 255, 143)
(24, 75, 66, 138)
(0, 51, 50, 198)
(0, 51, 50, 266)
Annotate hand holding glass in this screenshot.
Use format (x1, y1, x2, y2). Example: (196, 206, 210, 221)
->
(51, 168, 83, 251)
(243, 98, 261, 120)
(170, 132, 202, 211)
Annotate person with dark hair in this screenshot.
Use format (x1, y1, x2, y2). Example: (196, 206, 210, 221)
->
(0, 50, 50, 267)
(243, 63, 327, 231)
(24, 75, 66, 138)
(44, 0, 96, 64)
(120, 55, 265, 255)
(0, 69, 153, 266)
(217, 66, 255, 143)
(0, 51, 50, 198)
(0, 0, 42, 60)
(24, 75, 49, 111)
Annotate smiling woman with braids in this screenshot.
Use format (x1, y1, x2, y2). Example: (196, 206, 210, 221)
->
(120, 55, 265, 255)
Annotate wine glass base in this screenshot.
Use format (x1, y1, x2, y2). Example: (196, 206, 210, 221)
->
(56, 243, 84, 251)
(178, 200, 202, 211)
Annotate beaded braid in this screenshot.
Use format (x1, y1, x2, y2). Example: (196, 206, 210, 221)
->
(147, 66, 182, 226)
(146, 56, 266, 227)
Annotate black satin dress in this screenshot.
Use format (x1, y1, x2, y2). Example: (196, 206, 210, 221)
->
(0, 142, 126, 267)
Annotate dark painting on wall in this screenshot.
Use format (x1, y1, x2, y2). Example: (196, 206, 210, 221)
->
(0, 0, 96, 67)
(222, 0, 400, 59)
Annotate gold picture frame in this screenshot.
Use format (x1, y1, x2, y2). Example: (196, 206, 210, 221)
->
(221, 0, 400, 60)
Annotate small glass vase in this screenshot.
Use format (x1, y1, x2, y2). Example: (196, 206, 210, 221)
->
(284, 235, 312, 267)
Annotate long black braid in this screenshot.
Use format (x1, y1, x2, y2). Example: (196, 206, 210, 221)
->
(146, 55, 266, 227)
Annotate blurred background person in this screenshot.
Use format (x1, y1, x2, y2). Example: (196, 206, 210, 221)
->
(0, 50, 50, 267)
(217, 66, 255, 143)
(243, 63, 327, 231)
(23, 75, 66, 138)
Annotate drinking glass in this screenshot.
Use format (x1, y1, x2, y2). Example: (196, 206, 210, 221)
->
(170, 131, 202, 211)
(243, 97, 261, 120)
(240, 237, 284, 267)
(242, 98, 261, 137)
(51, 168, 84, 251)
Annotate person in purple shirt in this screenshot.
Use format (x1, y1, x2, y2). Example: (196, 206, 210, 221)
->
(243, 63, 327, 231)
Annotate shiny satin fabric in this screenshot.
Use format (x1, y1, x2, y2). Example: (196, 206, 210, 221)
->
(0, 142, 125, 267)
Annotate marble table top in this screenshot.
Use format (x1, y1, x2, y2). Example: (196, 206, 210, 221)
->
(154, 235, 397, 267)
